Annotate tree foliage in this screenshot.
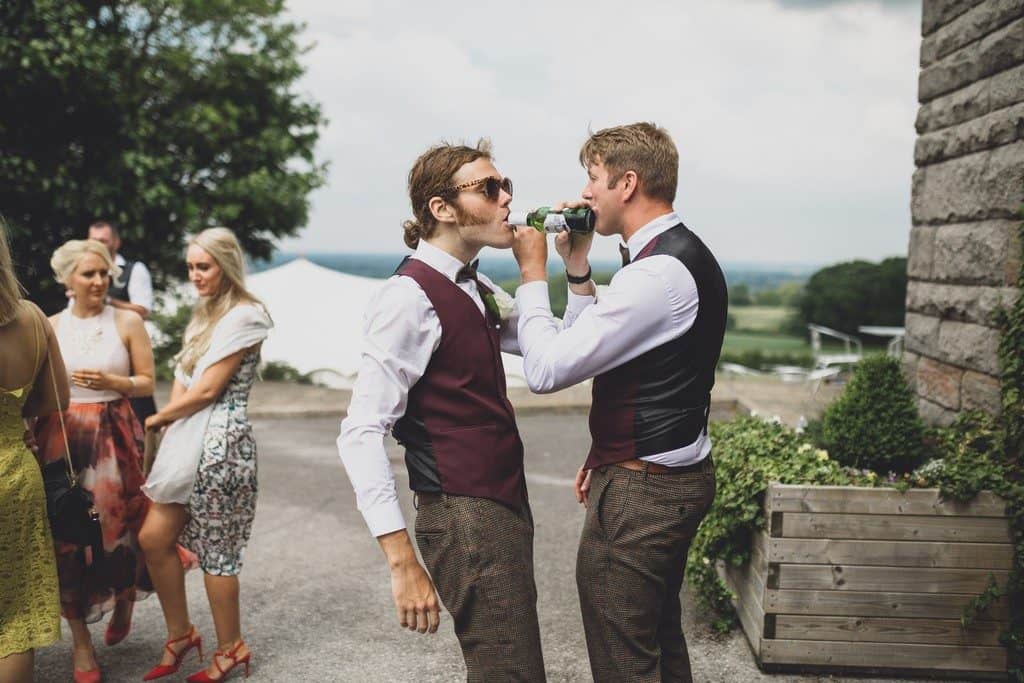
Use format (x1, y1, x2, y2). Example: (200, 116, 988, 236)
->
(791, 257, 907, 335)
(754, 281, 802, 307)
(728, 283, 751, 306)
(0, 0, 326, 312)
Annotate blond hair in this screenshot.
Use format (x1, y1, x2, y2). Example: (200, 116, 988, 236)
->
(579, 122, 679, 204)
(0, 219, 23, 325)
(50, 239, 122, 285)
(175, 227, 267, 375)
(402, 140, 492, 248)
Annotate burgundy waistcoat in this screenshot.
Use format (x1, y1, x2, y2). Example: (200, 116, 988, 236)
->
(391, 258, 526, 508)
(585, 223, 729, 469)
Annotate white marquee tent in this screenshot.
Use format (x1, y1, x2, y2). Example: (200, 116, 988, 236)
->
(245, 258, 527, 389)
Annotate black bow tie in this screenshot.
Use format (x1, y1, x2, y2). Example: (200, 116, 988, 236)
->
(456, 259, 480, 283)
(619, 243, 631, 267)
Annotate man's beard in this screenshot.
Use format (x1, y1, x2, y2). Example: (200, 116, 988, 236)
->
(452, 199, 492, 227)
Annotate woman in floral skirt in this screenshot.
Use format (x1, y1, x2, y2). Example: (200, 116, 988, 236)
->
(33, 239, 157, 682)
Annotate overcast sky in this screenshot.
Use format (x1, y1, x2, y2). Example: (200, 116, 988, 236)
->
(278, 0, 923, 266)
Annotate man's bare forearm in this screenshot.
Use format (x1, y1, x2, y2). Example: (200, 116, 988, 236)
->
(378, 528, 419, 568)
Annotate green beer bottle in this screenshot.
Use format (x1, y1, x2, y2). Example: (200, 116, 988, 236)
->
(508, 207, 595, 234)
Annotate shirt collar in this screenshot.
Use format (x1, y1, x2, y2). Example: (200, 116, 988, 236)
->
(624, 211, 681, 261)
(114, 253, 126, 266)
(412, 240, 472, 283)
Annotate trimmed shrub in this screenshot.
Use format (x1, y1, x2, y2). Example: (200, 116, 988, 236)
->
(819, 355, 925, 473)
(260, 361, 314, 385)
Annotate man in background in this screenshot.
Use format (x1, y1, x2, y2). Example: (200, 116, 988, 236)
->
(87, 221, 153, 319)
(88, 220, 158, 423)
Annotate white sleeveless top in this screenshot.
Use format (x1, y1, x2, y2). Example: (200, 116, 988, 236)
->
(57, 305, 130, 403)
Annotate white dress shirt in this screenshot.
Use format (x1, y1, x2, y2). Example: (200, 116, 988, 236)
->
(114, 253, 154, 313)
(517, 211, 713, 466)
(337, 241, 522, 537)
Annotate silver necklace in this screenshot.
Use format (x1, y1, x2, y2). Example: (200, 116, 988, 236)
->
(66, 307, 105, 358)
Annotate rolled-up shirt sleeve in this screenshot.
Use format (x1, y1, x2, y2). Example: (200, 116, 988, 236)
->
(336, 278, 440, 537)
(128, 262, 154, 313)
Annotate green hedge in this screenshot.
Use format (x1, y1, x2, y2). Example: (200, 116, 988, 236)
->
(686, 417, 876, 630)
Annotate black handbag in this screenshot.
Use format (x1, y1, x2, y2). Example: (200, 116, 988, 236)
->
(40, 343, 103, 561)
(41, 459, 102, 551)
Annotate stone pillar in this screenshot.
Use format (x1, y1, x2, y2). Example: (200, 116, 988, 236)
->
(906, 0, 1023, 426)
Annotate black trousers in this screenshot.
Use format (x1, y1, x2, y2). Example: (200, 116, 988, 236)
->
(128, 395, 157, 425)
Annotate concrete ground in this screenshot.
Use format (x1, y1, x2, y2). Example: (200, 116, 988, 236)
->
(34, 412, 945, 683)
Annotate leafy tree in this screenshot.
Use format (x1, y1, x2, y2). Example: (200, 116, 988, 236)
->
(754, 281, 803, 307)
(728, 282, 752, 306)
(752, 288, 782, 306)
(793, 257, 906, 335)
(0, 0, 326, 312)
(149, 301, 189, 380)
(775, 281, 804, 307)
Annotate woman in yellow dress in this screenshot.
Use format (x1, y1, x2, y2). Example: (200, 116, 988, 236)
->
(0, 219, 69, 683)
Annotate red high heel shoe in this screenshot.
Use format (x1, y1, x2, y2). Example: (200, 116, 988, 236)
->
(142, 625, 203, 681)
(73, 667, 102, 683)
(185, 640, 251, 682)
(73, 658, 102, 683)
(104, 603, 133, 646)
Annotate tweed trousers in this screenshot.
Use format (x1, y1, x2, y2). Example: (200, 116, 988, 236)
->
(576, 456, 716, 683)
(414, 493, 546, 682)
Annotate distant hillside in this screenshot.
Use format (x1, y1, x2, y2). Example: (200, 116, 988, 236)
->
(254, 252, 819, 291)
(250, 252, 596, 282)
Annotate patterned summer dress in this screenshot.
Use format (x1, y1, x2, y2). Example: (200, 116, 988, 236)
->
(0, 305, 61, 657)
(33, 305, 152, 622)
(180, 349, 261, 576)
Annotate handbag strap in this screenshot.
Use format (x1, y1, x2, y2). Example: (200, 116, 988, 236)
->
(44, 327, 77, 485)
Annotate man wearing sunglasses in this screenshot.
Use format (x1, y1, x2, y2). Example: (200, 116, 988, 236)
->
(512, 122, 727, 683)
(337, 141, 547, 680)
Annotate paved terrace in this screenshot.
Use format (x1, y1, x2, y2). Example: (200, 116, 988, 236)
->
(36, 377, 915, 683)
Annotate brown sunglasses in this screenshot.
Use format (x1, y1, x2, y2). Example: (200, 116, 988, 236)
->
(440, 176, 513, 202)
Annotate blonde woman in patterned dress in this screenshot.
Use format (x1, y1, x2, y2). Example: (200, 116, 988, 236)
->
(139, 228, 271, 682)
(32, 239, 157, 683)
(0, 220, 68, 683)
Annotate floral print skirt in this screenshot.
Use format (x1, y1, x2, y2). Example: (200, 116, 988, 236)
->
(35, 399, 152, 623)
(181, 402, 258, 576)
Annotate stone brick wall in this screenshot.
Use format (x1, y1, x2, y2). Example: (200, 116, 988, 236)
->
(905, 0, 1023, 425)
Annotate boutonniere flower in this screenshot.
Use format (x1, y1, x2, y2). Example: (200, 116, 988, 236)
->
(483, 288, 514, 322)
(482, 291, 501, 320)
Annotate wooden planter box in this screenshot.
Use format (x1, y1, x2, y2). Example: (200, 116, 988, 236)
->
(718, 483, 1013, 679)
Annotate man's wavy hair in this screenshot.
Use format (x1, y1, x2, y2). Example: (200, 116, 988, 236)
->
(579, 122, 678, 204)
(403, 140, 492, 248)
